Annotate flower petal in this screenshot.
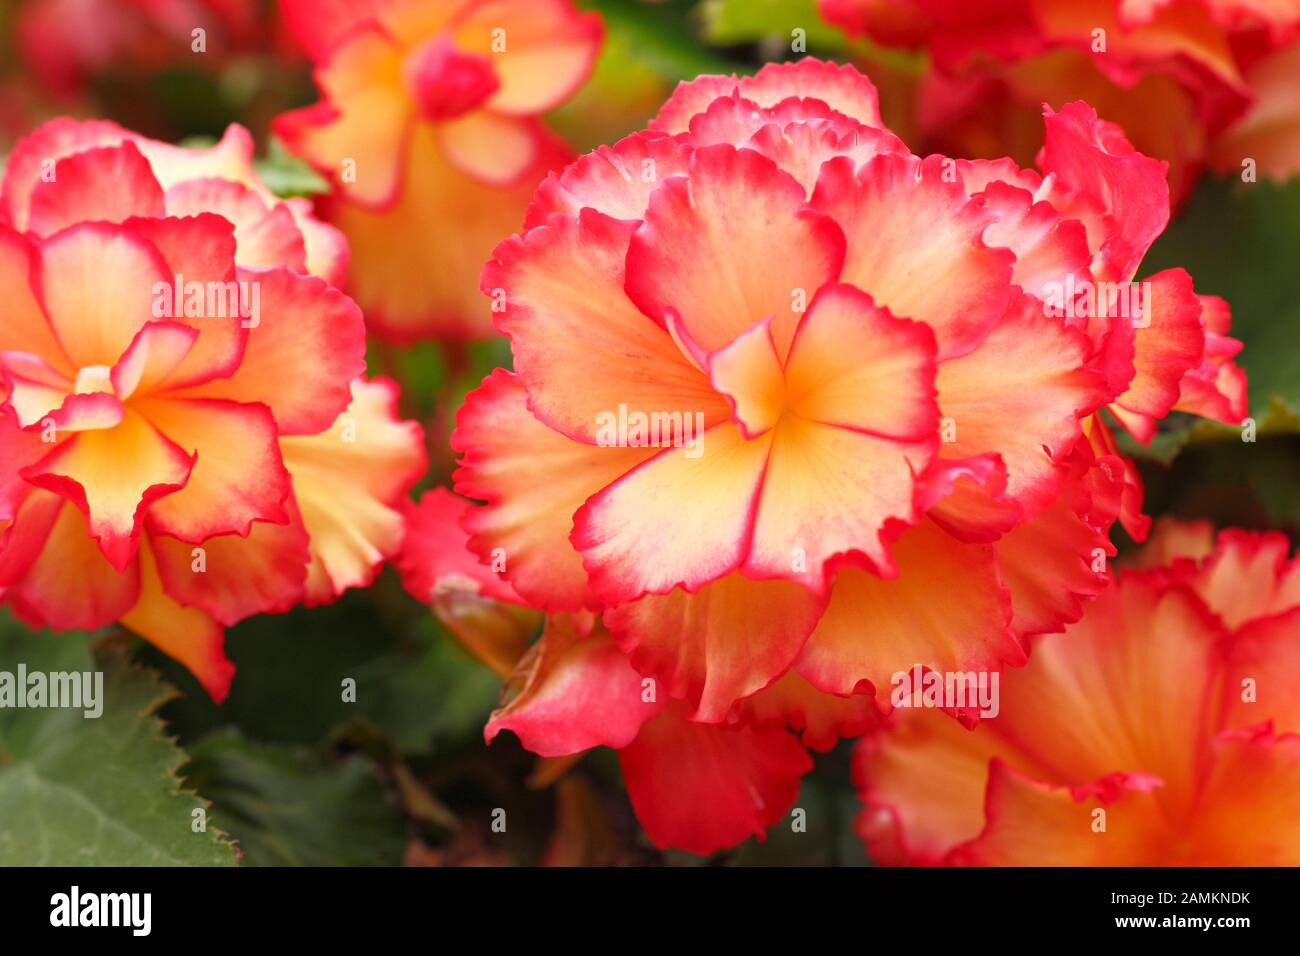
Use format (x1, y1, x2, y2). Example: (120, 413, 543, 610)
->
(323, 122, 572, 340)
(0, 490, 140, 630)
(122, 536, 234, 701)
(651, 57, 884, 133)
(992, 573, 1227, 806)
(278, 376, 426, 604)
(744, 414, 933, 589)
(853, 711, 1011, 865)
(121, 214, 245, 390)
(1182, 730, 1300, 865)
(1180, 527, 1300, 629)
(525, 132, 692, 226)
(27, 141, 165, 237)
(796, 519, 1021, 701)
(149, 501, 311, 628)
(811, 153, 1015, 360)
(134, 397, 290, 542)
(618, 702, 812, 855)
(784, 283, 940, 440)
(37, 222, 172, 370)
(604, 573, 826, 723)
(1112, 268, 1206, 420)
(22, 409, 195, 570)
(0, 225, 70, 375)
(453, 369, 653, 612)
(396, 487, 521, 606)
(452, 0, 602, 116)
(177, 267, 366, 435)
(273, 26, 412, 208)
(437, 111, 541, 185)
(993, 449, 1123, 637)
(935, 291, 1106, 514)
(734, 670, 879, 752)
(110, 321, 199, 400)
(1222, 607, 1300, 735)
(484, 207, 728, 443)
(573, 423, 772, 605)
(486, 617, 661, 756)
(951, 761, 1170, 865)
(0, 116, 128, 230)
(625, 143, 846, 358)
(1038, 101, 1170, 282)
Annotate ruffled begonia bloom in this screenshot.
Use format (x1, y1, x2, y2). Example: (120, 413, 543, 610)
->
(818, 0, 1300, 201)
(398, 488, 876, 855)
(273, 0, 602, 341)
(854, 521, 1300, 865)
(0, 118, 426, 699)
(449, 58, 1246, 751)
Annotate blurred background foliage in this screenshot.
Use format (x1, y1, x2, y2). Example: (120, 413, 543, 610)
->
(0, 0, 1294, 867)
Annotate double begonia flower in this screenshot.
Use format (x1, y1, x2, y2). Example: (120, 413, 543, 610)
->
(274, 0, 602, 340)
(818, 0, 1300, 202)
(856, 521, 1300, 865)
(395, 58, 1251, 854)
(0, 118, 425, 699)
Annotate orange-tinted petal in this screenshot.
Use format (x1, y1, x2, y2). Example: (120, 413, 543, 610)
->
(625, 143, 846, 358)
(484, 208, 728, 443)
(811, 153, 1015, 360)
(452, 0, 602, 116)
(134, 397, 290, 542)
(37, 222, 171, 370)
(935, 291, 1105, 513)
(572, 423, 772, 605)
(122, 536, 234, 701)
(603, 573, 826, 723)
(22, 409, 194, 570)
(1, 490, 140, 630)
(178, 267, 365, 435)
(734, 670, 879, 752)
(278, 377, 426, 603)
(453, 369, 652, 612)
(796, 519, 1020, 702)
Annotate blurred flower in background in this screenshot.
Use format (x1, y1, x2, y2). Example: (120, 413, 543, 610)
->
(1, 0, 305, 148)
(817, 0, 1300, 203)
(273, 0, 602, 340)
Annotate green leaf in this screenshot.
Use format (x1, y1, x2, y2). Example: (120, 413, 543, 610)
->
(350, 616, 503, 755)
(698, 0, 851, 51)
(0, 615, 237, 866)
(145, 583, 500, 758)
(1117, 397, 1300, 465)
(182, 728, 407, 866)
(581, 0, 745, 81)
(253, 136, 329, 198)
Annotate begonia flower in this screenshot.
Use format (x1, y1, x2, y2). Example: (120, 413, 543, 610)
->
(854, 522, 1300, 865)
(451, 58, 1244, 739)
(818, 0, 1300, 201)
(274, 0, 602, 340)
(0, 119, 425, 699)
